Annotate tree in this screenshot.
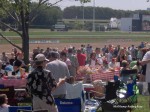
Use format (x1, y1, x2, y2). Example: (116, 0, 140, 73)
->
(31, 5, 62, 28)
(0, 0, 63, 64)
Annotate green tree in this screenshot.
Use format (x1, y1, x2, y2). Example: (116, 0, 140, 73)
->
(0, 0, 63, 64)
(30, 3, 62, 28)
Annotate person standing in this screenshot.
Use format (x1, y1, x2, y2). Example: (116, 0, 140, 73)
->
(1, 52, 9, 64)
(67, 48, 79, 77)
(0, 60, 5, 78)
(141, 45, 150, 94)
(77, 49, 86, 66)
(60, 51, 72, 69)
(95, 48, 103, 65)
(26, 54, 66, 112)
(46, 51, 70, 99)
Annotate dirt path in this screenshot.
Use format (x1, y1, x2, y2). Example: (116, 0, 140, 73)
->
(0, 41, 141, 55)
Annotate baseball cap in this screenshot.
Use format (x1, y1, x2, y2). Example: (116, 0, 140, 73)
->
(35, 54, 49, 62)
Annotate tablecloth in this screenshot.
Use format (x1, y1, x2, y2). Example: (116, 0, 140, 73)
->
(0, 78, 27, 88)
(91, 70, 120, 81)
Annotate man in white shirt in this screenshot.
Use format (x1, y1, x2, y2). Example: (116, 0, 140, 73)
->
(141, 44, 150, 94)
(46, 51, 70, 98)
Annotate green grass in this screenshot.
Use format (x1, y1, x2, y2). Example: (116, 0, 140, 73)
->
(133, 95, 149, 112)
(1, 29, 150, 37)
(0, 29, 150, 44)
(96, 95, 149, 112)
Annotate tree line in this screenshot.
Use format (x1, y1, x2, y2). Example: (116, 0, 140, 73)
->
(1, 3, 150, 29)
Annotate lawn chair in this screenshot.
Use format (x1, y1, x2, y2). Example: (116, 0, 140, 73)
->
(8, 106, 32, 112)
(55, 98, 81, 112)
(91, 80, 120, 111)
(100, 80, 137, 112)
(65, 82, 85, 111)
(17, 109, 48, 112)
(120, 69, 137, 83)
(116, 79, 139, 111)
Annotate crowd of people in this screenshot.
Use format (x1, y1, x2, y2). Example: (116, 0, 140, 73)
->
(0, 41, 150, 112)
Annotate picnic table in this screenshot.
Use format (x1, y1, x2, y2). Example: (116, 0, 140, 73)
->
(91, 70, 120, 81)
(76, 70, 120, 82)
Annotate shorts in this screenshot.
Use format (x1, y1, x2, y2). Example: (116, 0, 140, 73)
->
(33, 95, 58, 112)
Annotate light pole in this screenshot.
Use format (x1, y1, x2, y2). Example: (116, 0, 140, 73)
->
(82, 3, 85, 24)
(92, 0, 95, 32)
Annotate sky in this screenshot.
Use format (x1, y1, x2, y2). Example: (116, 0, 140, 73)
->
(49, 0, 150, 11)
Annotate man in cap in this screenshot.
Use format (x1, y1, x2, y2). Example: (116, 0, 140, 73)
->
(46, 51, 70, 99)
(26, 54, 66, 112)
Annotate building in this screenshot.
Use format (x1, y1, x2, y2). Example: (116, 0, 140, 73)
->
(120, 14, 150, 32)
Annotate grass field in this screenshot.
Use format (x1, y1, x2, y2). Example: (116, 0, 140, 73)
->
(0, 30, 150, 44)
(97, 95, 150, 112)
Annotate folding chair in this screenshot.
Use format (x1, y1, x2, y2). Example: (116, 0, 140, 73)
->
(8, 106, 32, 112)
(55, 98, 81, 112)
(17, 109, 48, 112)
(91, 81, 120, 111)
(65, 82, 85, 111)
(116, 80, 139, 107)
(33, 110, 48, 112)
(100, 80, 135, 112)
(120, 69, 137, 83)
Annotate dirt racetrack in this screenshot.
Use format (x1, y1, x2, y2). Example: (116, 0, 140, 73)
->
(0, 41, 141, 55)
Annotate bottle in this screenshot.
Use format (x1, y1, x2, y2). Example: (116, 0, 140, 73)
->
(28, 64, 32, 73)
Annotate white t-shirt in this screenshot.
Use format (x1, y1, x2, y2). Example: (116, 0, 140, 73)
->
(0, 107, 9, 112)
(96, 54, 103, 65)
(90, 60, 96, 68)
(107, 53, 113, 63)
(142, 51, 150, 82)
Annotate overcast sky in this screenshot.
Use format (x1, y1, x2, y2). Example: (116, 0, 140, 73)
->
(50, 0, 150, 11)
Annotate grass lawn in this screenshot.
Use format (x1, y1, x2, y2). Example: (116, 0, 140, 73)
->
(96, 95, 149, 112)
(1, 30, 150, 37)
(133, 95, 149, 112)
(0, 30, 150, 44)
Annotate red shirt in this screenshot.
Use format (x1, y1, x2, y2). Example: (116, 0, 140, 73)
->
(77, 53, 86, 66)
